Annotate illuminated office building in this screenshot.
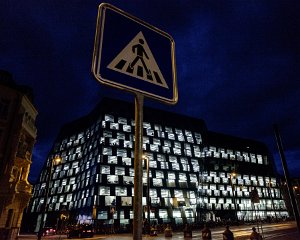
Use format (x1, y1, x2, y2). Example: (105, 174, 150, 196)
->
(28, 98, 288, 231)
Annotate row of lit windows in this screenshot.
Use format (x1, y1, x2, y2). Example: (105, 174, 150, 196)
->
(33, 177, 282, 210)
(56, 113, 203, 151)
(31, 189, 286, 215)
(54, 113, 269, 170)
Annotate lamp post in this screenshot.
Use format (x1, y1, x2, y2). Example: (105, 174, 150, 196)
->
(37, 156, 62, 240)
(143, 155, 150, 234)
(230, 172, 238, 222)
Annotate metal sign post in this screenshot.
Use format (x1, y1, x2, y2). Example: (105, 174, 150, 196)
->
(92, 3, 178, 239)
(133, 93, 144, 239)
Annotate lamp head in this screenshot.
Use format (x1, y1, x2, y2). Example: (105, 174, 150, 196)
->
(53, 156, 62, 165)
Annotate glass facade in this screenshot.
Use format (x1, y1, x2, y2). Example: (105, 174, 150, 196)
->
(29, 99, 288, 230)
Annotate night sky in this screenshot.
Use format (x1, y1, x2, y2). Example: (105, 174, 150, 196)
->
(1, 0, 299, 182)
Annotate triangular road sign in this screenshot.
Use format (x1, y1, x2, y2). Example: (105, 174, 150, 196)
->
(107, 31, 169, 89)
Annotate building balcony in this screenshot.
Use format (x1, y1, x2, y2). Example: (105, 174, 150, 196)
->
(16, 180, 32, 194)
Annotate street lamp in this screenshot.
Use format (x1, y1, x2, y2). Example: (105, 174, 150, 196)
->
(37, 156, 62, 240)
(142, 155, 150, 234)
(229, 172, 238, 222)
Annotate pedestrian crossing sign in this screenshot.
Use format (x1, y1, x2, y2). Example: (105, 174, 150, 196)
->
(92, 3, 178, 104)
(107, 31, 169, 89)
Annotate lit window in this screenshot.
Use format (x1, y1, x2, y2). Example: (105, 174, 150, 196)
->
(59, 196, 64, 203)
(187, 136, 194, 143)
(250, 153, 257, 163)
(179, 173, 187, 181)
(195, 132, 202, 144)
(257, 155, 263, 164)
(159, 209, 168, 218)
(150, 189, 157, 197)
(263, 156, 268, 165)
(168, 133, 175, 140)
(168, 172, 176, 179)
(108, 156, 118, 164)
(177, 134, 185, 141)
(172, 162, 180, 170)
(117, 132, 125, 140)
(72, 161, 79, 168)
(243, 152, 250, 162)
(146, 129, 154, 136)
(105, 114, 114, 122)
(69, 177, 76, 185)
(143, 136, 150, 144)
(116, 187, 127, 196)
(123, 176, 134, 185)
(154, 124, 162, 131)
(149, 161, 157, 168)
(121, 197, 132, 206)
(143, 122, 151, 129)
(157, 154, 166, 161)
(173, 209, 181, 218)
(100, 165, 110, 174)
(174, 190, 183, 198)
(164, 140, 172, 147)
(121, 157, 132, 166)
(156, 170, 164, 178)
(153, 138, 161, 145)
(105, 196, 116, 206)
(172, 140, 180, 148)
(115, 166, 125, 175)
(161, 189, 171, 197)
(123, 125, 131, 132)
(107, 175, 119, 184)
(118, 117, 127, 124)
(102, 147, 112, 155)
(153, 178, 163, 187)
(109, 138, 119, 146)
(160, 162, 168, 169)
(117, 149, 127, 157)
(169, 155, 177, 162)
(162, 146, 170, 153)
(64, 185, 70, 193)
(167, 179, 175, 187)
(103, 130, 112, 137)
(190, 174, 197, 183)
(165, 126, 173, 133)
(150, 144, 159, 152)
(66, 194, 72, 202)
(123, 140, 132, 148)
(99, 186, 110, 195)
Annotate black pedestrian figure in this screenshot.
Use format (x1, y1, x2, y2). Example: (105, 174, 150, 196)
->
(201, 224, 212, 240)
(223, 225, 234, 240)
(250, 227, 262, 240)
(129, 39, 151, 75)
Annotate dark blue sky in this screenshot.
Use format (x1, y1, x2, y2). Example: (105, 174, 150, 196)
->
(1, 0, 299, 182)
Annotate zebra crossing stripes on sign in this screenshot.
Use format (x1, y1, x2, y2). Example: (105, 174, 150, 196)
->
(107, 31, 169, 89)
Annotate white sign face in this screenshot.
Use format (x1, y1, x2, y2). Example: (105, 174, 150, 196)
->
(107, 31, 169, 89)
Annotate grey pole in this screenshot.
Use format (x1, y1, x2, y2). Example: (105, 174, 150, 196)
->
(133, 94, 144, 240)
(274, 124, 300, 234)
